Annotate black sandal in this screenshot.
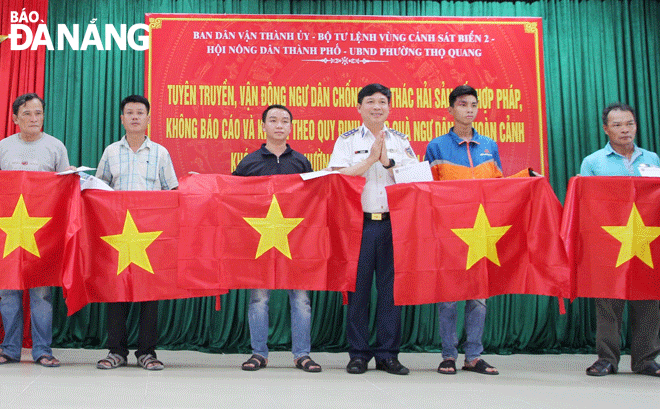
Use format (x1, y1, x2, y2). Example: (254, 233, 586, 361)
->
(0, 353, 18, 365)
(295, 355, 322, 373)
(437, 359, 456, 374)
(586, 359, 616, 376)
(241, 354, 267, 371)
(637, 361, 660, 377)
(462, 359, 499, 375)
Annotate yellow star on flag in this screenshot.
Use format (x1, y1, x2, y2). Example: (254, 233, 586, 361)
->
(101, 210, 162, 275)
(451, 204, 512, 269)
(243, 195, 304, 259)
(601, 203, 660, 268)
(0, 194, 51, 258)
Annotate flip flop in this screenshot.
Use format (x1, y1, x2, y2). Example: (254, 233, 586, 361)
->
(0, 353, 18, 364)
(36, 355, 61, 367)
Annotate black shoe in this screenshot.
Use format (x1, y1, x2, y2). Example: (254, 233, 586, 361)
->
(376, 357, 409, 375)
(346, 357, 368, 374)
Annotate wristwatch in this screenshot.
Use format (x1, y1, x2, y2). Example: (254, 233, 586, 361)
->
(383, 158, 396, 169)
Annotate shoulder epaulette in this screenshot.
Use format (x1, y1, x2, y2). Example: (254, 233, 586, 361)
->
(389, 128, 409, 140)
(341, 128, 360, 139)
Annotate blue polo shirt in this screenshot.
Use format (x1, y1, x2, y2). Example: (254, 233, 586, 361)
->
(580, 142, 660, 176)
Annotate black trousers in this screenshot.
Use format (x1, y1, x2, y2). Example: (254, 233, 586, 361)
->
(595, 298, 660, 372)
(346, 218, 401, 362)
(107, 301, 159, 359)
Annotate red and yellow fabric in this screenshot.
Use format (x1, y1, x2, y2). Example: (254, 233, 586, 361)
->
(177, 173, 365, 292)
(387, 177, 570, 305)
(561, 176, 660, 300)
(0, 171, 80, 289)
(63, 190, 223, 316)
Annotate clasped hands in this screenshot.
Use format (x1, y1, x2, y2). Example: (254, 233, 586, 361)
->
(367, 130, 392, 167)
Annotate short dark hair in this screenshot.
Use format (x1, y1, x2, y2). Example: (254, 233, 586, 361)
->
(357, 83, 391, 104)
(120, 95, 150, 114)
(602, 102, 636, 125)
(449, 85, 478, 107)
(261, 104, 293, 123)
(12, 93, 45, 115)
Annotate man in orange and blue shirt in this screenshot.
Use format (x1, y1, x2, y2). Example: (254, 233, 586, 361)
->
(424, 84, 500, 376)
(425, 88, 502, 180)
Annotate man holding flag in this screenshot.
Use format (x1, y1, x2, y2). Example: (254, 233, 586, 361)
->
(0, 93, 72, 367)
(95, 95, 178, 371)
(580, 103, 660, 377)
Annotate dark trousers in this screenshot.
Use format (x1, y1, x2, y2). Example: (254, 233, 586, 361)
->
(595, 298, 660, 372)
(347, 218, 401, 362)
(107, 301, 159, 359)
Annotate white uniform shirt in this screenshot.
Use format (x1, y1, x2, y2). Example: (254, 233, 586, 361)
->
(328, 124, 417, 212)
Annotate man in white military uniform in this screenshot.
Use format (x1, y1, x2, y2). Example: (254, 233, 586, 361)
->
(328, 83, 417, 375)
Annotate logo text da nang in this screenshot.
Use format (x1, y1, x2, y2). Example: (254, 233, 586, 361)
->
(8, 10, 149, 51)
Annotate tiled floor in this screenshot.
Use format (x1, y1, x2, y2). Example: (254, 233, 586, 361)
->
(0, 349, 658, 408)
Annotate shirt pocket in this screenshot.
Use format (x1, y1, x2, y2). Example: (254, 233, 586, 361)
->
(138, 156, 158, 186)
(350, 150, 371, 166)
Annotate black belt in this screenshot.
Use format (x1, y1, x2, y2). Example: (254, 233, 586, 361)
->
(364, 212, 390, 221)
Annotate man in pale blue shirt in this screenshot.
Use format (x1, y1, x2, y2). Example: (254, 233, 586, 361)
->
(580, 103, 660, 377)
(580, 103, 660, 176)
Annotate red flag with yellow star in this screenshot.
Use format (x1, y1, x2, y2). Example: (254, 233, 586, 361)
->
(63, 190, 224, 315)
(386, 177, 570, 305)
(177, 173, 364, 291)
(562, 176, 660, 300)
(0, 171, 80, 289)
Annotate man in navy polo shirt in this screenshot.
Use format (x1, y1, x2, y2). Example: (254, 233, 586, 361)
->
(233, 104, 321, 373)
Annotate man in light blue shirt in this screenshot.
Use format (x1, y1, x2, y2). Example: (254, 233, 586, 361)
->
(580, 103, 660, 378)
(580, 104, 659, 176)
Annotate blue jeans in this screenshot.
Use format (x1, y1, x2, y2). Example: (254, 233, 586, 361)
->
(0, 287, 53, 361)
(248, 289, 311, 359)
(437, 299, 487, 362)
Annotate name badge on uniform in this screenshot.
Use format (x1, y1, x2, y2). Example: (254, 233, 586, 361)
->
(354, 150, 368, 154)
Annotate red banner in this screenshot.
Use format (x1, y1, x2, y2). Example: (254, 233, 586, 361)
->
(0, 171, 80, 290)
(63, 190, 223, 316)
(177, 173, 364, 292)
(386, 177, 570, 305)
(145, 15, 548, 176)
(561, 176, 660, 300)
